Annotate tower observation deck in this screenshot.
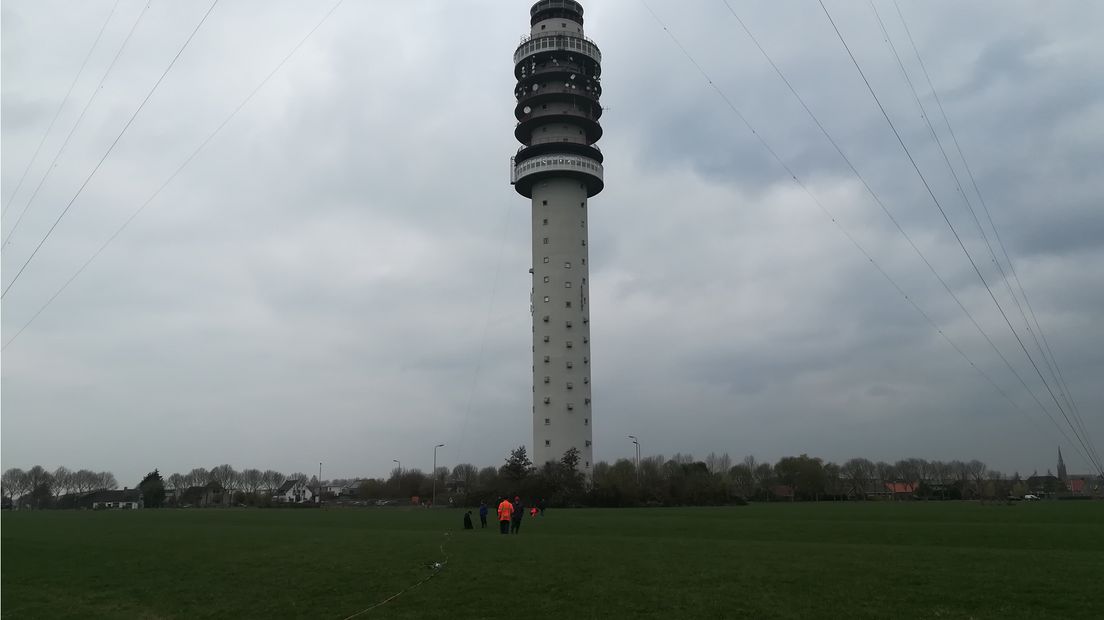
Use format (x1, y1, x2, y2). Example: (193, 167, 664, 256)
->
(511, 0, 603, 471)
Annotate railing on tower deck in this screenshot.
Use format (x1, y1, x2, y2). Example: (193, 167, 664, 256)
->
(515, 34, 601, 65)
(511, 153, 604, 185)
(518, 30, 596, 46)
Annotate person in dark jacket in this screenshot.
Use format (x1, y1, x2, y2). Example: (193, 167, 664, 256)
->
(511, 496, 525, 534)
(463, 511, 474, 530)
(478, 501, 488, 528)
(538, 498, 547, 516)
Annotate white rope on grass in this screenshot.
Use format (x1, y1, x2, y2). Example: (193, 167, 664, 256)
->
(339, 533, 451, 619)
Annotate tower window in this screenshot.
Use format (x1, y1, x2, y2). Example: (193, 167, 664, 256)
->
(564, 282, 572, 288)
(543, 237, 549, 244)
(543, 335, 550, 342)
(544, 376, 550, 383)
(543, 276, 550, 283)
(583, 356, 589, 364)
(543, 355, 550, 363)
(580, 202, 585, 207)
(566, 341, 573, 349)
(543, 257, 550, 263)
(566, 361, 573, 369)
(544, 296, 550, 302)
(584, 418, 589, 426)
(542, 200, 548, 206)
(583, 336, 589, 343)
(585, 397, 591, 405)
(545, 418, 550, 425)
(581, 240, 586, 246)
(564, 262, 571, 268)
(585, 440, 592, 447)
(565, 301, 572, 308)
(566, 382, 573, 390)
(565, 321, 572, 328)
(543, 397, 551, 404)
(582, 258, 586, 265)
(545, 440, 551, 447)
(543, 218, 548, 225)
(542, 315, 550, 322)
(583, 377, 589, 384)
(567, 403, 574, 411)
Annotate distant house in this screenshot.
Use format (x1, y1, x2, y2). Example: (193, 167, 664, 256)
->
(178, 483, 227, 508)
(339, 482, 363, 497)
(1026, 474, 1063, 494)
(1066, 476, 1103, 496)
(885, 481, 918, 499)
(274, 478, 314, 504)
(88, 489, 143, 510)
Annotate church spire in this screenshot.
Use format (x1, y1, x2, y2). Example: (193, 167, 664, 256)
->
(1057, 446, 1067, 481)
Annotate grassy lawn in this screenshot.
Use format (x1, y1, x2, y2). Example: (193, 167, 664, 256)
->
(2, 502, 1102, 619)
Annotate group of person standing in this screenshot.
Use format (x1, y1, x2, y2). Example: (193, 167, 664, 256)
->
(463, 497, 546, 534)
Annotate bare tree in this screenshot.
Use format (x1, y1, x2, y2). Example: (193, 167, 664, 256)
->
(186, 468, 210, 488)
(2, 468, 29, 505)
(705, 452, 721, 474)
(69, 469, 95, 493)
(166, 473, 186, 491)
(95, 471, 118, 490)
(842, 458, 875, 499)
(262, 470, 285, 492)
(51, 466, 73, 501)
(716, 453, 732, 478)
(239, 469, 264, 494)
(209, 464, 237, 501)
(895, 459, 921, 484)
(966, 460, 988, 498)
(729, 463, 755, 497)
(753, 462, 774, 495)
(451, 463, 477, 487)
(823, 462, 843, 496)
(875, 461, 896, 487)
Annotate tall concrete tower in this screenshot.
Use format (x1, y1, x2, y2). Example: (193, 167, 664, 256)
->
(511, 0, 604, 471)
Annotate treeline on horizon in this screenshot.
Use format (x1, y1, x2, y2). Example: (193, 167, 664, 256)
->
(5, 448, 1087, 510)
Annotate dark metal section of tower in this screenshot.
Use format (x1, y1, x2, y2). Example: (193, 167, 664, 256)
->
(530, 0, 585, 26)
(511, 1, 604, 198)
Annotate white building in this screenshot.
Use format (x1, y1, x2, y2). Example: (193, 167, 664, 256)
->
(511, 0, 604, 471)
(273, 478, 314, 504)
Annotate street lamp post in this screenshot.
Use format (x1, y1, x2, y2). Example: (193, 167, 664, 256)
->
(432, 444, 445, 507)
(318, 462, 323, 507)
(628, 435, 641, 484)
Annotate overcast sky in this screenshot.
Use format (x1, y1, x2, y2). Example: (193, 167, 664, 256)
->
(3, 0, 1101, 485)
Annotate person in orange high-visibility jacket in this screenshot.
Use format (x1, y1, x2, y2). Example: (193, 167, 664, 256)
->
(497, 497, 514, 535)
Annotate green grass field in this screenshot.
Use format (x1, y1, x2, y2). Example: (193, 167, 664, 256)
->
(2, 502, 1102, 619)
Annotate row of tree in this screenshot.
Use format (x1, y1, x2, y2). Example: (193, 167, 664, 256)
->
(6, 452, 1079, 510)
(2, 466, 118, 509)
(1, 464, 315, 509)
(353, 451, 1061, 507)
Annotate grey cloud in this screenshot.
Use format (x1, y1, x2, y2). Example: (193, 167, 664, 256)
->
(2, 0, 1101, 483)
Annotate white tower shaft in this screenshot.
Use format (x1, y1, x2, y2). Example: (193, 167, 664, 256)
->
(511, 0, 604, 471)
